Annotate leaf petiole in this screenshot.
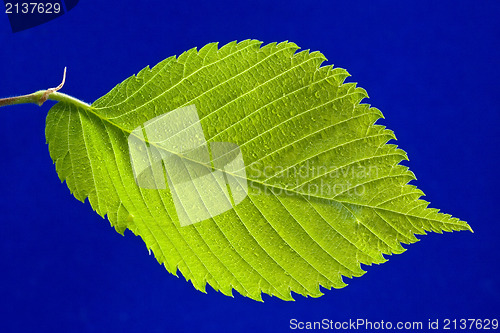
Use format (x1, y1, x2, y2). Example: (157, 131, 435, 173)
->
(0, 67, 91, 109)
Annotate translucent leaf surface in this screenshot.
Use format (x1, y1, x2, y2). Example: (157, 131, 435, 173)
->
(45, 40, 471, 301)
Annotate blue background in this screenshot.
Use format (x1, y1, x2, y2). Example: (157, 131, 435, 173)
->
(0, 1, 499, 332)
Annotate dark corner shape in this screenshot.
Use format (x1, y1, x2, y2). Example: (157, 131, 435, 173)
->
(4, 0, 79, 33)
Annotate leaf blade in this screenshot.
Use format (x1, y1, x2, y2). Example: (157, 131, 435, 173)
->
(46, 40, 471, 301)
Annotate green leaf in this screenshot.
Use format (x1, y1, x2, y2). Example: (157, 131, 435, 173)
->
(44, 40, 471, 301)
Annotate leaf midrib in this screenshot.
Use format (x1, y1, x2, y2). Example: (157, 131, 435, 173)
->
(53, 97, 466, 232)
